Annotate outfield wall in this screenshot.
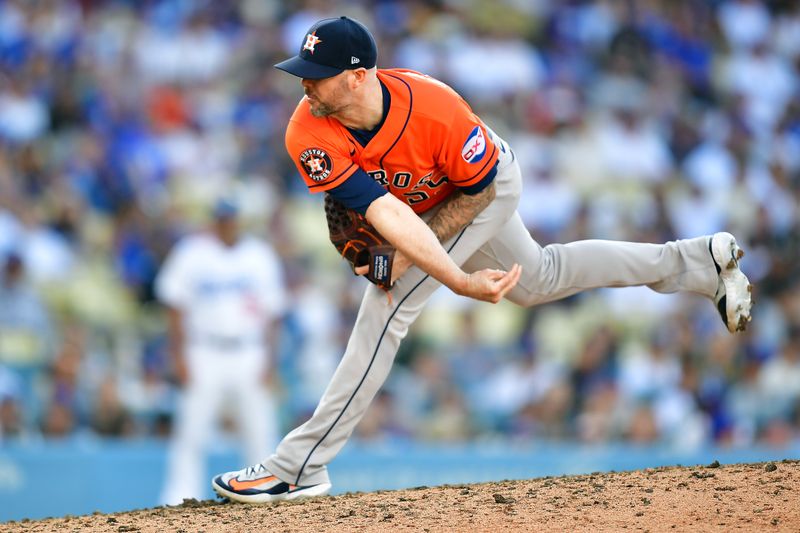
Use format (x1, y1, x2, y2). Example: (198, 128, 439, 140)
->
(1, 440, 797, 522)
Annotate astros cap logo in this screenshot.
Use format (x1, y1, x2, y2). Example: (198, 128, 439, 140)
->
(275, 17, 377, 80)
(303, 32, 322, 54)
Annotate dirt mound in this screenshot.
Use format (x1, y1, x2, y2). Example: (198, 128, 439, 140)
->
(2, 461, 798, 532)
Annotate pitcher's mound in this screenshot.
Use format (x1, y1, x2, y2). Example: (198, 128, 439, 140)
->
(3, 460, 798, 532)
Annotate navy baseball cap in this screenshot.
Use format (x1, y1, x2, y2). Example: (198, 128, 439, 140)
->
(275, 16, 377, 79)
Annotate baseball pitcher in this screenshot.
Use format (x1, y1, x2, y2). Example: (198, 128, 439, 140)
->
(212, 17, 752, 502)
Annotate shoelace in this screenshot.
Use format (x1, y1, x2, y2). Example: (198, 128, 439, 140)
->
(246, 463, 268, 477)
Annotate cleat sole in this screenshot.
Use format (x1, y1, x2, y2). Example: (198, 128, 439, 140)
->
(712, 233, 753, 334)
(211, 477, 331, 504)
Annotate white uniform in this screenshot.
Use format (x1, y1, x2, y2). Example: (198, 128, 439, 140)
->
(157, 232, 287, 504)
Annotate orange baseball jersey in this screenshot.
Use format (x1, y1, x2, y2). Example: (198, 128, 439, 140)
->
(285, 69, 500, 214)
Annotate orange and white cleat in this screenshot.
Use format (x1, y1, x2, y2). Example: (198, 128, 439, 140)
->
(212, 463, 331, 503)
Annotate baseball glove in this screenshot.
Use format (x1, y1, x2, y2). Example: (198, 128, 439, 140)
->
(324, 193, 395, 289)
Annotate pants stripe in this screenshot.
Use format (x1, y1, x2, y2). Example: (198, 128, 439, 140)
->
(293, 225, 470, 484)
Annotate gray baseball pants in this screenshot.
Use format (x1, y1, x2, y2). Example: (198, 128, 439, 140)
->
(265, 139, 719, 486)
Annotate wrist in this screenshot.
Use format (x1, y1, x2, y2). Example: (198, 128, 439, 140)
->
(453, 271, 471, 296)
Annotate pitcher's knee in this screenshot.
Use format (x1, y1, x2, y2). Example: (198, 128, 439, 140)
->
(506, 288, 546, 307)
(505, 245, 564, 307)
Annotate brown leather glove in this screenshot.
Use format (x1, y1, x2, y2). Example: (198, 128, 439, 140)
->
(324, 193, 395, 290)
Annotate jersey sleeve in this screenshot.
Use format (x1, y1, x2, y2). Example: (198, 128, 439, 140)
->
(285, 118, 360, 193)
(328, 167, 388, 214)
(155, 239, 193, 308)
(439, 97, 499, 188)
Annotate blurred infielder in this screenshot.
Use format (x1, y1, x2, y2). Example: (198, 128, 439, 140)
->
(212, 17, 752, 502)
(158, 199, 287, 505)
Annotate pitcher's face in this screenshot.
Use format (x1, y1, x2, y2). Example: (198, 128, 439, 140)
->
(302, 71, 352, 118)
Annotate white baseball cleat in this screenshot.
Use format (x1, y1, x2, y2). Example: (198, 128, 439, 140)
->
(710, 232, 753, 333)
(212, 463, 331, 503)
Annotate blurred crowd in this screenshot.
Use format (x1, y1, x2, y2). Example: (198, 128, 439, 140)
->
(0, 0, 798, 450)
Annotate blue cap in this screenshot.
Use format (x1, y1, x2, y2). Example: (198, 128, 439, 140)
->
(212, 198, 239, 219)
(275, 16, 377, 80)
